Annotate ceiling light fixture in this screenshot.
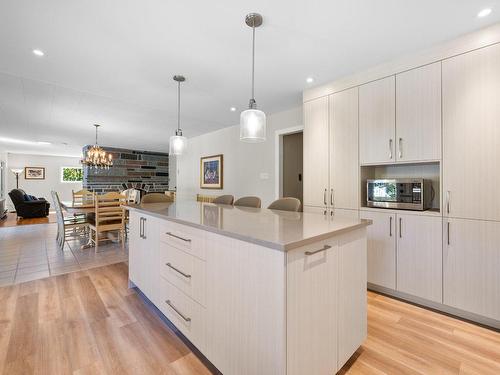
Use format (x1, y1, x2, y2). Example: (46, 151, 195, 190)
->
(33, 49, 44, 56)
(477, 8, 492, 17)
(230, 107, 236, 112)
(81, 124, 113, 169)
(36, 141, 51, 145)
(306, 77, 314, 83)
(169, 75, 188, 156)
(240, 13, 266, 143)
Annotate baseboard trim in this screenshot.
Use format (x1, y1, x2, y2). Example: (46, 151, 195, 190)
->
(368, 283, 500, 331)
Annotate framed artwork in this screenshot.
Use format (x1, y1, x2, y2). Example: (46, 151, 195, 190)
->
(200, 154, 223, 189)
(25, 167, 45, 180)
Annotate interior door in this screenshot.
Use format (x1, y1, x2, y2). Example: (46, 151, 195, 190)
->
(359, 76, 396, 165)
(282, 132, 303, 208)
(303, 96, 329, 207)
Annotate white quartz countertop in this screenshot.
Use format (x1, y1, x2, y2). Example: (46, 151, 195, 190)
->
(127, 201, 371, 251)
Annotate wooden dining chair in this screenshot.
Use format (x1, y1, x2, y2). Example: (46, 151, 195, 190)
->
(51, 191, 88, 250)
(267, 197, 301, 212)
(72, 189, 94, 205)
(88, 192, 127, 252)
(196, 194, 216, 203)
(234, 196, 261, 208)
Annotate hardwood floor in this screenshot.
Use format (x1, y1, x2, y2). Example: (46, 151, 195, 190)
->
(0, 212, 57, 228)
(0, 262, 498, 374)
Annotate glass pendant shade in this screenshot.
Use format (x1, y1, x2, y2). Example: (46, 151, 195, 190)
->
(169, 131, 187, 155)
(240, 108, 266, 142)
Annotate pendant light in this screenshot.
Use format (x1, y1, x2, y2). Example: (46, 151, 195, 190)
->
(81, 124, 113, 169)
(240, 13, 266, 143)
(169, 75, 188, 155)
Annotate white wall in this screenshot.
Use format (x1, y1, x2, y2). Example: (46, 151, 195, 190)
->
(6, 153, 82, 210)
(177, 106, 302, 207)
(0, 150, 7, 200)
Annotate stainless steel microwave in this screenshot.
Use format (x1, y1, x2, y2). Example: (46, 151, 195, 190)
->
(366, 178, 433, 211)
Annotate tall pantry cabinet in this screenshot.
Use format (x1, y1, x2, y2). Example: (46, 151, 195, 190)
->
(442, 42, 500, 321)
(303, 88, 359, 215)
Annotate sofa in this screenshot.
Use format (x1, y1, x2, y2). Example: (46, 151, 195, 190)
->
(8, 189, 50, 218)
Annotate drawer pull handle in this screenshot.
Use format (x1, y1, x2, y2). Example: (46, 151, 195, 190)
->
(166, 300, 191, 322)
(166, 232, 191, 242)
(166, 263, 191, 278)
(305, 245, 331, 256)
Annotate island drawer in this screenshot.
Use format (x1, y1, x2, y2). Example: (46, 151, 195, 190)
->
(158, 278, 206, 352)
(159, 221, 206, 260)
(159, 242, 206, 307)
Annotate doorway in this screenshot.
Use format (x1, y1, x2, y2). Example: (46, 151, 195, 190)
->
(276, 127, 303, 210)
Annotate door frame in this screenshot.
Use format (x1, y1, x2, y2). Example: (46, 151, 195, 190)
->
(274, 125, 304, 199)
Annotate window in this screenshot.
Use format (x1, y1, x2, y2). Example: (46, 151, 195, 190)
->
(61, 167, 83, 183)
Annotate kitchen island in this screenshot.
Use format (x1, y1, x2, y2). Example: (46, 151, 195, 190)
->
(127, 201, 371, 375)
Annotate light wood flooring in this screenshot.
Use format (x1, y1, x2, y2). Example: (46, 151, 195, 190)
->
(0, 262, 498, 375)
(0, 212, 57, 227)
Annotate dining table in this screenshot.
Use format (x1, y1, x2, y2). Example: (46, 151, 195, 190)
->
(60, 200, 127, 248)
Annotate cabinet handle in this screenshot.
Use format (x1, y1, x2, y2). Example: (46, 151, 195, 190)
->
(142, 218, 147, 240)
(446, 191, 451, 214)
(389, 216, 393, 237)
(323, 189, 327, 205)
(389, 139, 393, 159)
(165, 300, 191, 322)
(165, 232, 191, 242)
(398, 138, 403, 159)
(447, 221, 450, 245)
(166, 263, 191, 279)
(330, 189, 334, 206)
(140, 217, 145, 239)
(399, 217, 402, 238)
(305, 245, 332, 256)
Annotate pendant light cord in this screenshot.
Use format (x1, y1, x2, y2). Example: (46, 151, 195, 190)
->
(94, 125, 99, 145)
(251, 22, 255, 103)
(177, 80, 181, 132)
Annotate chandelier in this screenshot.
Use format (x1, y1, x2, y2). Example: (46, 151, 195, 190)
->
(81, 124, 113, 169)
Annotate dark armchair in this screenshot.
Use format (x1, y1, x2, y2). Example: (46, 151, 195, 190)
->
(8, 189, 50, 218)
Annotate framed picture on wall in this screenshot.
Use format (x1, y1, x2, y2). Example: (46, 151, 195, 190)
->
(25, 167, 45, 180)
(200, 154, 223, 189)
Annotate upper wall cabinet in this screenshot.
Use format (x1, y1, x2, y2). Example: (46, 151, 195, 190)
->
(396, 62, 442, 162)
(330, 87, 359, 210)
(443, 43, 500, 221)
(359, 76, 396, 165)
(303, 96, 329, 208)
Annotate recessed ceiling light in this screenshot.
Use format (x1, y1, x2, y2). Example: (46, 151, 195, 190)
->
(36, 141, 51, 145)
(230, 107, 236, 112)
(306, 77, 314, 83)
(477, 8, 492, 18)
(32, 49, 44, 56)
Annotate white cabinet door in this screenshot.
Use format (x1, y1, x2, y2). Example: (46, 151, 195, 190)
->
(443, 218, 500, 321)
(443, 43, 500, 221)
(396, 62, 442, 162)
(360, 210, 396, 289)
(330, 87, 359, 210)
(337, 228, 367, 369)
(303, 96, 330, 207)
(128, 211, 143, 289)
(359, 76, 396, 165)
(287, 240, 338, 375)
(396, 214, 442, 303)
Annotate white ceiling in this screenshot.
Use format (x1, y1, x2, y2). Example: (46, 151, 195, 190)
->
(1, 0, 500, 156)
